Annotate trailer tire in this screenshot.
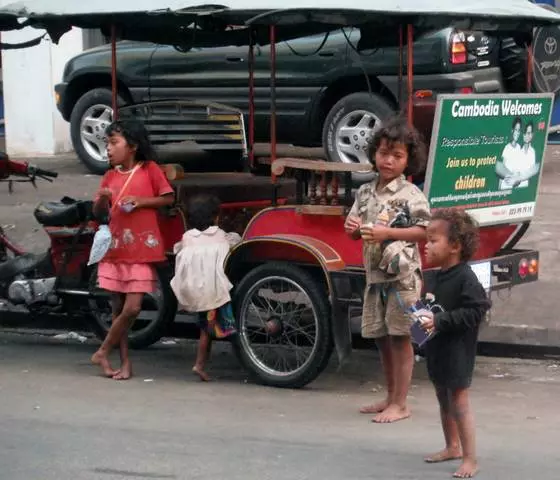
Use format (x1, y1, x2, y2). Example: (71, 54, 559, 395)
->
(232, 262, 333, 388)
(87, 264, 177, 349)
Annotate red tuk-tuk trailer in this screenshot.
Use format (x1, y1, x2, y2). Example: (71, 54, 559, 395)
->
(0, 1, 559, 388)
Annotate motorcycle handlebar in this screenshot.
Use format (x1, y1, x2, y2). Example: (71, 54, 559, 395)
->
(0, 154, 58, 179)
(29, 166, 59, 178)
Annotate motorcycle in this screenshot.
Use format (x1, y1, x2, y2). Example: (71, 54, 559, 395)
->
(0, 153, 177, 348)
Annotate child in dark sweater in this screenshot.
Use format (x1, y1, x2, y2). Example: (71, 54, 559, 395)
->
(420, 209, 491, 479)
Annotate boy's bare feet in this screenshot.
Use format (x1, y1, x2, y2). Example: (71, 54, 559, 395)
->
(424, 447, 462, 463)
(192, 365, 210, 382)
(453, 459, 478, 478)
(91, 351, 117, 378)
(372, 404, 410, 423)
(359, 399, 389, 414)
(112, 362, 132, 381)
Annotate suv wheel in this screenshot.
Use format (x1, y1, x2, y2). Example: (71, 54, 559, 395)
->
(70, 88, 124, 175)
(322, 92, 395, 184)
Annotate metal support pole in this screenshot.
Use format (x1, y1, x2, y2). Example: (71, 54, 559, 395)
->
(248, 29, 256, 168)
(111, 24, 118, 120)
(270, 25, 277, 175)
(526, 43, 533, 93)
(398, 25, 403, 107)
(407, 24, 414, 126)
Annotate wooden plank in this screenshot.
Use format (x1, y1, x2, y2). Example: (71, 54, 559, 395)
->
(296, 205, 347, 216)
(271, 157, 373, 175)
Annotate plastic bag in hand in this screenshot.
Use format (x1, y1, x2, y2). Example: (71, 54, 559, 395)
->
(87, 224, 112, 266)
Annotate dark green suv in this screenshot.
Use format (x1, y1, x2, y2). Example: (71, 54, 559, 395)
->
(55, 27, 503, 174)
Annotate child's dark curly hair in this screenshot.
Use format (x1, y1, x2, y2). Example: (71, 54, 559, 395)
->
(105, 120, 157, 162)
(186, 193, 221, 231)
(432, 208, 480, 262)
(368, 116, 427, 176)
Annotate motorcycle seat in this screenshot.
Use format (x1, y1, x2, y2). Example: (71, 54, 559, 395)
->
(0, 252, 50, 282)
(34, 198, 93, 227)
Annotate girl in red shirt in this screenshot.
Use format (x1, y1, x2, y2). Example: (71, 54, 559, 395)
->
(91, 120, 174, 380)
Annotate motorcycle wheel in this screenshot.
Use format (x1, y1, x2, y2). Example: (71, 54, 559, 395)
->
(87, 264, 177, 349)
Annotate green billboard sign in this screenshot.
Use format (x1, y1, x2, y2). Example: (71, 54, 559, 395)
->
(424, 93, 554, 226)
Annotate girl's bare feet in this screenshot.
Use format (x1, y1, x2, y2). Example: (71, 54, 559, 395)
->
(359, 399, 389, 414)
(91, 351, 117, 378)
(192, 365, 210, 382)
(112, 361, 132, 380)
(424, 447, 462, 463)
(453, 459, 478, 478)
(372, 404, 410, 423)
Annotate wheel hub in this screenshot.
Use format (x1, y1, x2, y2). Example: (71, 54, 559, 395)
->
(80, 104, 113, 165)
(264, 316, 284, 337)
(335, 110, 381, 165)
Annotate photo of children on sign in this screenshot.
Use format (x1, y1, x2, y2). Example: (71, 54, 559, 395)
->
(424, 94, 554, 226)
(496, 117, 539, 190)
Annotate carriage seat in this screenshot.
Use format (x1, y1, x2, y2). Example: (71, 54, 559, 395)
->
(173, 172, 297, 206)
(34, 198, 93, 227)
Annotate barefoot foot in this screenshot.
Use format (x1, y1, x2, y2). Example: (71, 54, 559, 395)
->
(372, 404, 411, 423)
(91, 351, 117, 378)
(425, 447, 462, 463)
(192, 366, 210, 382)
(112, 362, 132, 381)
(359, 399, 390, 414)
(453, 459, 478, 478)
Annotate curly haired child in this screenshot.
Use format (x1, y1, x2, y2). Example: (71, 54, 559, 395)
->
(421, 209, 491, 478)
(344, 116, 431, 423)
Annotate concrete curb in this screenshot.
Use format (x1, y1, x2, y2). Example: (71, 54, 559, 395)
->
(481, 323, 560, 348)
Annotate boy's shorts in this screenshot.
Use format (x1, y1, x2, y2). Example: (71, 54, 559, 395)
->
(361, 272, 421, 339)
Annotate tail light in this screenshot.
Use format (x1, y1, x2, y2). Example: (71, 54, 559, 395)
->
(459, 87, 473, 94)
(450, 32, 467, 64)
(519, 258, 538, 278)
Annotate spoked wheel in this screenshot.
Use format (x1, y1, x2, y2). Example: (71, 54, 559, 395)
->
(233, 263, 333, 388)
(87, 265, 177, 349)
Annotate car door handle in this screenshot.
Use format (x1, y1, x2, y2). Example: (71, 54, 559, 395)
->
(318, 51, 335, 57)
(226, 56, 244, 62)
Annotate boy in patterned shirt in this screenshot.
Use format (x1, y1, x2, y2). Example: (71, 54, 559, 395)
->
(345, 117, 431, 423)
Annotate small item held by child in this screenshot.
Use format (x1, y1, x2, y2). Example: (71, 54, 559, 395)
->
(170, 193, 241, 382)
(344, 116, 431, 424)
(91, 120, 175, 380)
(421, 209, 491, 479)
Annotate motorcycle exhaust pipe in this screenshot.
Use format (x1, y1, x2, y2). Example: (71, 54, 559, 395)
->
(57, 288, 109, 299)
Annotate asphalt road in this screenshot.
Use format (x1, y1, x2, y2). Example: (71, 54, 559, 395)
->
(1, 331, 559, 480)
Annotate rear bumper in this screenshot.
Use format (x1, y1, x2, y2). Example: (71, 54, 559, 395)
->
(329, 249, 540, 354)
(424, 249, 540, 292)
(379, 66, 504, 99)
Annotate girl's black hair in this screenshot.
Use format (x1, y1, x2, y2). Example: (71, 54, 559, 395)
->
(186, 193, 221, 231)
(512, 116, 522, 130)
(368, 116, 427, 176)
(432, 208, 480, 262)
(105, 120, 157, 162)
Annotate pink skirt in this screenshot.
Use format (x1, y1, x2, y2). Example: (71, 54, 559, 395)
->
(98, 262, 156, 293)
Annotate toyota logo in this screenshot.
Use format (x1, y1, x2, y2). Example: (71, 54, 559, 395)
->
(544, 36, 558, 55)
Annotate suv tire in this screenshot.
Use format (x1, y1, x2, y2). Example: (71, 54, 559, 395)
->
(322, 92, 395, 184)
(70, 88, 124, 175)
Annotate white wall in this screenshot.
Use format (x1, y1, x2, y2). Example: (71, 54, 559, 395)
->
(1, 27, 84, 156)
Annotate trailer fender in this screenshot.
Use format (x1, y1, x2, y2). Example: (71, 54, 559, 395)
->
(225, 234, 351, 365)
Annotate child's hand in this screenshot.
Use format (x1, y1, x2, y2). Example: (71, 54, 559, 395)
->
(98, 188, 112, 199)
(360, 224, 392, 243)
(120, 196, 146, 210)
(419, 311, 435, 333)
(344, 216, 362, 235)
